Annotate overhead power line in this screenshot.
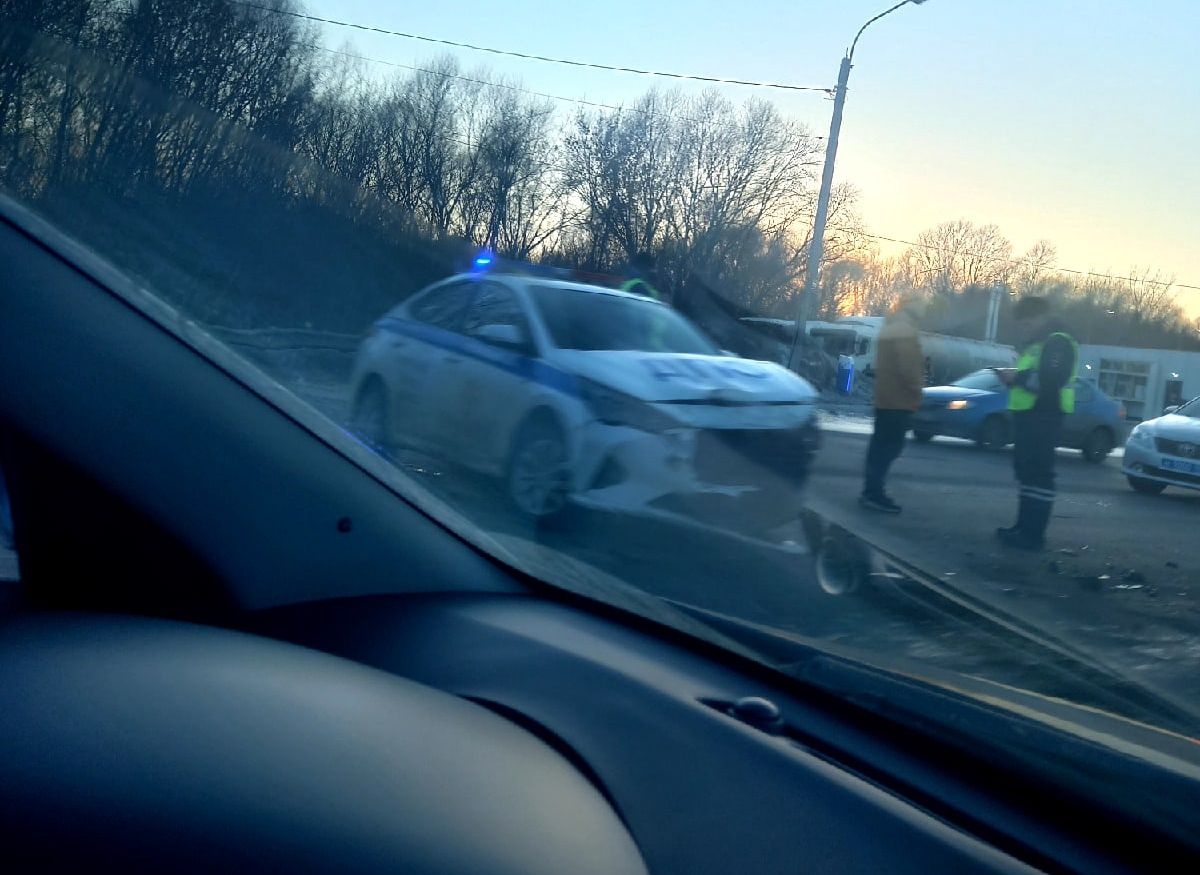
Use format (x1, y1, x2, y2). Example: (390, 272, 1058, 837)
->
(305, 43, 827, 140)
(1051, 264, 1199, 293)
(233, 1, 834, 94)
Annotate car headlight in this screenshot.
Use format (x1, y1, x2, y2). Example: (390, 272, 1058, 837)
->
(1128, 426, 1153, 447)
(579, 379, 679, 433)
(946, 399, 971, 411)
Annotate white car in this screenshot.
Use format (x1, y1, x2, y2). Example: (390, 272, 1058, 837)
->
(349, 270, 820, 529)
(1123, 396, 1200, 494)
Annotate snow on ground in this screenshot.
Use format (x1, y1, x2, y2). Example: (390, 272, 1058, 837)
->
(818, 405, 875, 436)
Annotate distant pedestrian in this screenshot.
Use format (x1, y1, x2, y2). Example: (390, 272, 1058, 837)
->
(620, 252, 664, 302)
(860, 294, 927, 513)
(996, 296, 1078, 550)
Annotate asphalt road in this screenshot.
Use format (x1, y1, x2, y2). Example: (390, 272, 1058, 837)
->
(807, 429, 1200, 708)
(811, 425, 1200, 606)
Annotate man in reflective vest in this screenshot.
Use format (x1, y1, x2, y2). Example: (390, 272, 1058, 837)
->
(996, 296, 1079, 550)
(620, 252, 663, 302)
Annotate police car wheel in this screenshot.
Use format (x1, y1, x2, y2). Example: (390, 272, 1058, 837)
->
(508, 418, 570, 519)
(1127, 475, 1166, 495)
(351, 380, 394, 456)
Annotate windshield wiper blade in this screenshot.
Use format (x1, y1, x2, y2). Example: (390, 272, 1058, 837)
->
(669, 596, 1200, 742)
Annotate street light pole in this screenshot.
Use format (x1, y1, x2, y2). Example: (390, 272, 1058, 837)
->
(786, 56, 851, 373)
(787, 0, 928, 372)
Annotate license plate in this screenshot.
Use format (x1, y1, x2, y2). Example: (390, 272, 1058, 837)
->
(1161, 457, 1200, 475)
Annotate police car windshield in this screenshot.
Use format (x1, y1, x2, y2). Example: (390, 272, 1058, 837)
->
(530, 286, 718, 355)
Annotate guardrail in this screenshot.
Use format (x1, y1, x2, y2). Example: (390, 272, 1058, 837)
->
(206, 325, 363, 385)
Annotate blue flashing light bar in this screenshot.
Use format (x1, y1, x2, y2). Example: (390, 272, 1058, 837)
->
(466, 249, 622, 289)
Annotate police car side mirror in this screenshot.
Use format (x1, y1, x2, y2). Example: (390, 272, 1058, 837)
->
(475, 323, 528, 351)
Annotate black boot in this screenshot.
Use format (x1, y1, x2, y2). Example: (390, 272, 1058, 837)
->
(997, 527, 1044, 551)
(996, 494, 1032, 539)
(1022, 495, 1053, 548)
(996, 496, 1048, 551)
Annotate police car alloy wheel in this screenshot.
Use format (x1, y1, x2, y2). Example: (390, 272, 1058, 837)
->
(508, 418, 570, 519)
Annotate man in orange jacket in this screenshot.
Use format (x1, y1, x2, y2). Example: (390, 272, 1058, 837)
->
(860, 295, 927, 513)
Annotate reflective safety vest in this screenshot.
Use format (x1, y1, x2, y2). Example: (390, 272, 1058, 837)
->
(1008, 331, 1079, 413)
(620, 277, 660, 300)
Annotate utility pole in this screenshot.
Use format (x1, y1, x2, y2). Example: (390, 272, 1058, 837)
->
(787, 56, 850, 372)
(984, 285, 1002, 343)
(786, 0, 930, 373)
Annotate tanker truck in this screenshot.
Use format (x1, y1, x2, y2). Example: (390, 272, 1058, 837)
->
(830, 317, 1016, 383)
(737, 316, 1016, 385)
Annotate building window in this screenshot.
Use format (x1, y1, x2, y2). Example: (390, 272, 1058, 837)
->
(1098, 358, 1149, 419)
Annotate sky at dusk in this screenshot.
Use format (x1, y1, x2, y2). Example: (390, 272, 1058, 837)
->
(307, 0, 1200, 315)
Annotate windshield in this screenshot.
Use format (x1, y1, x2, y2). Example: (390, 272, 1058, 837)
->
(3, 0, 1199, 780)
(1174, 397, 1200, 418)
(952, 370, 1004, 391)
(531, 286, 717, 354)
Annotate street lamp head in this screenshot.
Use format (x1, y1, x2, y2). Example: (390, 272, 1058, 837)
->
(850, 1, 931, 61)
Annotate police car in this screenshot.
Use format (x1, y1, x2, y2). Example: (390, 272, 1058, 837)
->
(1123, 396, 1200, 494)
(348, 262, 820, 531)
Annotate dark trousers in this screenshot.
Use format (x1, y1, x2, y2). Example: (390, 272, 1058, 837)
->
(1011, 409, 1063, 537)
(863, 409, 912, 498)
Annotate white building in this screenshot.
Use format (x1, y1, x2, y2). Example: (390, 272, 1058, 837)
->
(1078, 344, 1200, 422)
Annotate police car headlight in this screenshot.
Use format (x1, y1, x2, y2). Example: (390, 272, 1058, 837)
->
(946, 399, 971, 411)
(580, 379, 679, 433)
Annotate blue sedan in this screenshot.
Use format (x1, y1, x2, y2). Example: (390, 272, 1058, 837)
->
(910, 368, 1127, 463)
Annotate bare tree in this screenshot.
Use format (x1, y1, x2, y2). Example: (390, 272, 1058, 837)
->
(559, 87, 854, 317)
(562, 90, 684, 268)
(1011, 239, 1057, 295)
(904, 220, 1014, 296)
(835, 252, 917, 317)
(1115, 268, 1180, 324)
